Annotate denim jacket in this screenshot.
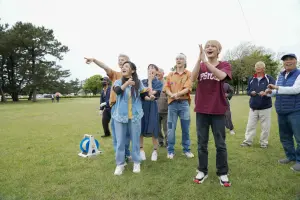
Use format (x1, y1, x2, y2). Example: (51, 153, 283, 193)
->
(112, 79, 146, 123)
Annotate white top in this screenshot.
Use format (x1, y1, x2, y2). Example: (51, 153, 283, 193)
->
(268, 72, 300, 96)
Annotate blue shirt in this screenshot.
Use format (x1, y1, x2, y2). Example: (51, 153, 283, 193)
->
(112, 79, 146, 123)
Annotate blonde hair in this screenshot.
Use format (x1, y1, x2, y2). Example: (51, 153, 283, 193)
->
(118, 54, 130, 61)
(255, 61, 266, 70)
(205, 40, 222, 54)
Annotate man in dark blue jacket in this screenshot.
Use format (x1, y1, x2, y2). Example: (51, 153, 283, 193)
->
(266, 53, 300, 172)
(100, 77, 111, 137)
(241, 61, 275, 148)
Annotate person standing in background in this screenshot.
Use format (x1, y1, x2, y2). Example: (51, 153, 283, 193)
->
(157, 68, 169, 147)
(164, 53, 194, 159)
(223, 82, 235, 135)
(266, 53, 300, 172)
(241, 61, 275, 148)
(99, 77, 112, 138)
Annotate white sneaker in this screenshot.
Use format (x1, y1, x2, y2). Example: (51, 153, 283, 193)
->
(167, 153, 174, 159)
(140, 150, 146, 160)
(184, 152, 194, 158)
(114, 165, 125, 176)
(133, 163, 141, 173)
(151, 150, 158, 161)
(193, 170, 208, 184)
(230, 130, 235, 135)
(219, 175, 231, 187)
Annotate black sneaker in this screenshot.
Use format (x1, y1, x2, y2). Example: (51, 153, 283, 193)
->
(101, 135, 111, 138)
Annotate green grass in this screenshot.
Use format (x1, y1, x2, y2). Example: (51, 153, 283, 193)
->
(0, 96, 300, 200)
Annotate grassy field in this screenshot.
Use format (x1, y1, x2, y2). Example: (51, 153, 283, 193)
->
(0, 96, 300, 200)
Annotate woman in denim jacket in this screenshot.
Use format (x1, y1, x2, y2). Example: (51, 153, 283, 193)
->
(112, 61, 148, 175)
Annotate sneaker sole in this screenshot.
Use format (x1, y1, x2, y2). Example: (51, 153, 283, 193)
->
(219, 180, 231, 187)
(182, 153, 194, 158)
(278, 160, 294, 164)
(290, 167, 300, 172)
(240, 144, 251, 147)
(193, 175, 208, 184)
(133, 170, 141, 173)
(114, 169, 124, 176)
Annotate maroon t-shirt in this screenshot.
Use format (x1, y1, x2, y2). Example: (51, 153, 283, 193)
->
(194, 61, 232, 115)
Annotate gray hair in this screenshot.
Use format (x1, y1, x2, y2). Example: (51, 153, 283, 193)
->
(255, 61, 266, 70)
(118, 54, 130, 61)
(159, 68, 164, 73)
(176, 53, 187, 61)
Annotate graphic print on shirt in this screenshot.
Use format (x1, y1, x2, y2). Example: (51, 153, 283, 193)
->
(194, 61, 232, 115)
(199, 71, 220, 82)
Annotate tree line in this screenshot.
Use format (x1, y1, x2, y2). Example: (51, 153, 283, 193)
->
(1, 20, 299, 102)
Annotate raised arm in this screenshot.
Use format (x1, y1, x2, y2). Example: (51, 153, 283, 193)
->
(198, 44, 229, 80)
(84, 57, 112, 75)
(191, 59, 201, 82)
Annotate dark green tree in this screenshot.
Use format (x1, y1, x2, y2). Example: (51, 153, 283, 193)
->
(83, 75, 103, 95)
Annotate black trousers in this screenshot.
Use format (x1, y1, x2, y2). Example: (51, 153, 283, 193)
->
(102, 108, 111, 136)
(196, 113, 229, 176)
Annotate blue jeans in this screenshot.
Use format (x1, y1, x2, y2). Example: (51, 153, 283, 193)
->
(114, 119, 141, 165)
(167, 100, 191, 154)
(278, 110, 300, 163)
(111, 105, 131, 157)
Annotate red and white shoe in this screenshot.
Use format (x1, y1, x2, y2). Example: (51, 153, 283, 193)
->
(219, 175, 231, 187)
(193, 170, 208, 184)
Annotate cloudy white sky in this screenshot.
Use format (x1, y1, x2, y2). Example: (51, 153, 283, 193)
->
(1, 0, 300, 80)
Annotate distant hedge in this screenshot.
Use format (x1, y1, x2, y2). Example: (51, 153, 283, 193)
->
(5, 95, 101, 100)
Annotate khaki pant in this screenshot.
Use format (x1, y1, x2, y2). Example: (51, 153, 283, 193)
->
(243, 108, 272, 145)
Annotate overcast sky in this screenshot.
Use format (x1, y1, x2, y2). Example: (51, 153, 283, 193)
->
(1, 0, 300, 80)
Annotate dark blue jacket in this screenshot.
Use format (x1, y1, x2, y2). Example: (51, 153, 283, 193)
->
(246, 74, 275, 110)
(275, 69, 300, 114)
(100, 86, 111, 110)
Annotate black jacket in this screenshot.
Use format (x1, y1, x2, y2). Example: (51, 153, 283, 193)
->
(246, 74, 275, 110)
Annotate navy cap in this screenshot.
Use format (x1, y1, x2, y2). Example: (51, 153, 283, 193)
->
(101, 77, 110, 83)
(281, 53, 297, 61)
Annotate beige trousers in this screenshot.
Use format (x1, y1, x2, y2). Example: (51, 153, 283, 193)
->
(243, 108, 272, 145)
